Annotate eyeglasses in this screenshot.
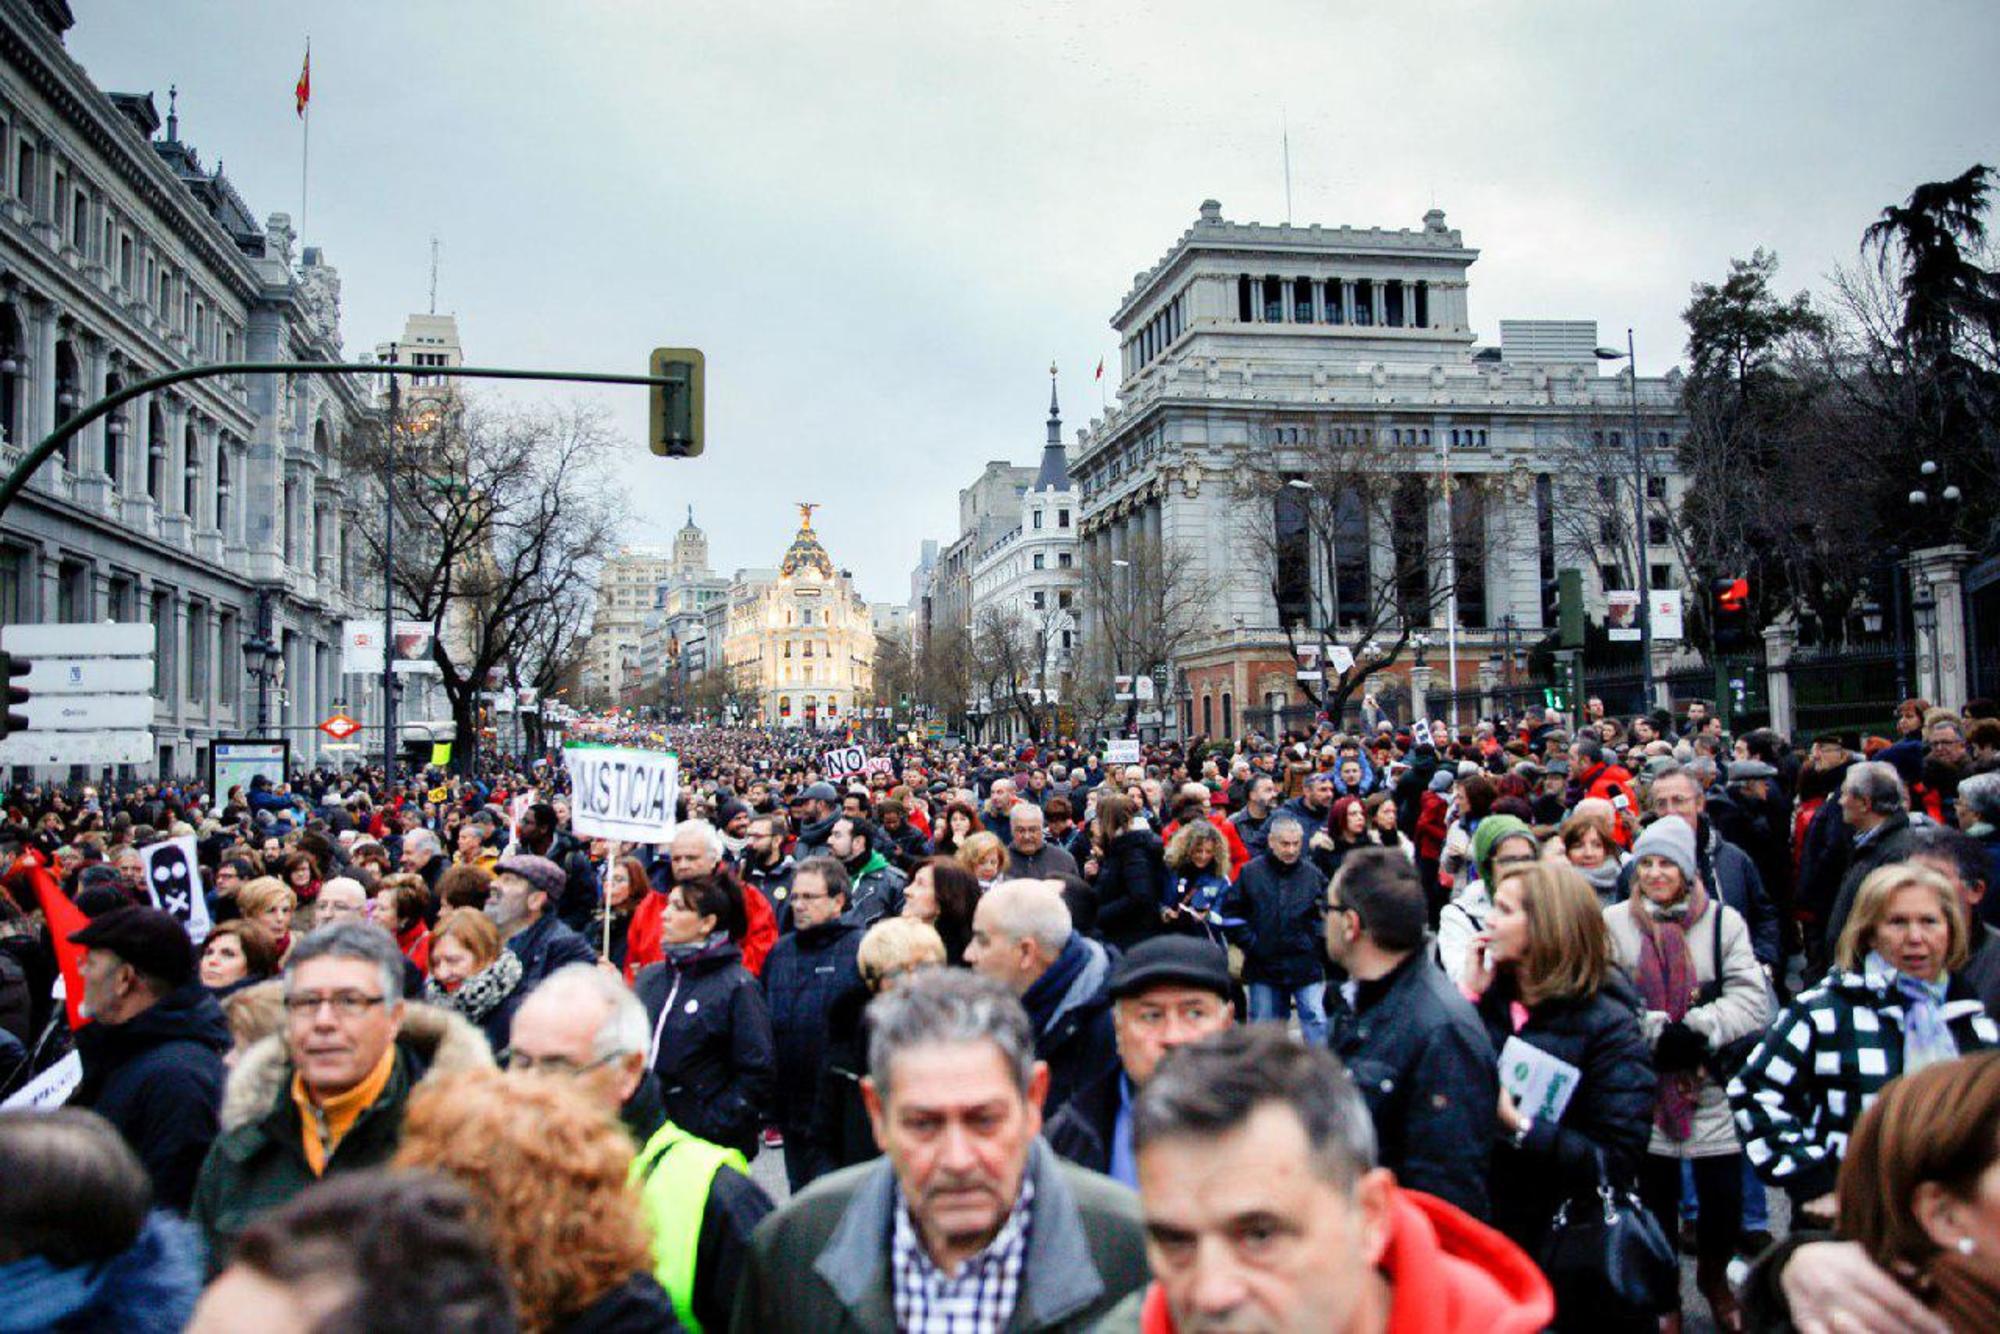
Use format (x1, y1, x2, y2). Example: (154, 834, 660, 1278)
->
(1319, 898, 1354, 919)
(507, 1050, 618, 1077)
(284, 991, 387, 1018)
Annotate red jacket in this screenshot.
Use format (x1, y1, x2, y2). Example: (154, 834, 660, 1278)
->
(624, 880, 777, 982)
(1131, 1186, 1553, 1334)
(1578, 761, 1639, 846)
(1416, 792, 1450, 861)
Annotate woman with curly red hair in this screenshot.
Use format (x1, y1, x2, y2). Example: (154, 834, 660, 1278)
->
(393, 1066, 672, 1331)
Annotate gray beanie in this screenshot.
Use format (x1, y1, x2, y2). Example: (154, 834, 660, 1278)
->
(1630, 817, 1698, 885)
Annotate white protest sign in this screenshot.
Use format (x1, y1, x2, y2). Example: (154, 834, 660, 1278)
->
(1499, 1035, 1581, 1124)
(862, 756, 896, 776)
(1105, 737, 1142, 765)
(1328, 644, 1357, 676)
(141, 834, 210, 942)
(564, 745, 680, 844)
(822, 745, 869, 779)
(1, 1050, 82, 1111)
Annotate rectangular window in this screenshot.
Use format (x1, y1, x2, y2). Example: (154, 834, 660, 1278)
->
(1385, 280, 1405, 328)
(1262, 274, 1283, 323)
(1058, 552, 1072, 569)
(1646, 476, 1666, 499)
(1058, 591, 1073, 609)
(1293, 275, 1314, 324)
(1651, 564, 1673, 590)
(1452, 482, 1487, 628)
(1646, 518, 1668, 546)
(1324, 279, 1345, 325)
(1033, 591, 1046, 610)
(1032, 553, 1045, 569)
(1334, 488, 1370, 627)
(1352, 279, 1374, 327)
(1601, 564, 1623, 591)
(1273, 483, 1311, 625)
(187, 601, 209, 704)
(1058, 509, 1070, 528)
(1393, 476, 1430, 625)
(1595, 476, 1616, 502)
(1032, 511, 1043, 530)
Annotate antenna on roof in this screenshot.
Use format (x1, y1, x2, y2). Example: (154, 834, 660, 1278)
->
(428, 234, 441, 315)
(1281, 107, 1293, 225)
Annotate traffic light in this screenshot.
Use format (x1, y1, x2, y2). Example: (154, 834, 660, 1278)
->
(0, 652, 28, 738)
(648, 347, 705, 458)
(1712, 576, 1750, 651)
(1557, 568, 1585, 649)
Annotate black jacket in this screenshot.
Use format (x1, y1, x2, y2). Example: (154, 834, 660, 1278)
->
(505, 912, 600, 997)
(1221, 853, 1327, 987)
(1228, 807, 1272, 860)
(809, 985, 880, 1176)
(538, 829, 602, 934)
(1020, 932, 1118, 1119)
(1823, 812, 1919, 957)
(72, 981, 229, 1212)
(760, 919, 865, 1136)
(1043, 1062, 1122, 1173)
(1327, 950, 1497, 1220)
(635, 943, 775, 1161)
(1091, 829, 1166, 951)
(1474, 972, 1655, 1252)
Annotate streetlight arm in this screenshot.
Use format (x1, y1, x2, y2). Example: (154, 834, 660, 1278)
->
(0, 360, 684, 520)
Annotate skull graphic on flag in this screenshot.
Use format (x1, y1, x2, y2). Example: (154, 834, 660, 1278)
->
(141, 834, 212, 942)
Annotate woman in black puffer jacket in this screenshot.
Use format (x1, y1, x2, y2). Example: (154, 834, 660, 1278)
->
(1458, 861, 1655, 1332)
(1088, 793, 1167, 951)
(632, 870, 774, 1161)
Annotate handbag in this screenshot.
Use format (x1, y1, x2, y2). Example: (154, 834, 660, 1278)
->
(1536, 1150, 1679, 1322)
(1694, 904, 1771, 1079)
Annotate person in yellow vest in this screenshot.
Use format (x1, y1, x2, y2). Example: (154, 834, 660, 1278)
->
(508, 963, 773, 1333)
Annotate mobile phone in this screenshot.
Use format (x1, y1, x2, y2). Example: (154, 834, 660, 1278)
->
(1612, 793, 1630, 811)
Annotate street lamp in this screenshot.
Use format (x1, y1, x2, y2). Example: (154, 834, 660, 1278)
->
(1285, 478, 1314, 491)
(1596, 332, 1652, 711)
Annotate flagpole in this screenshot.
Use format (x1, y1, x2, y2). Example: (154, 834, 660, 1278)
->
(298, 39, 310, 246)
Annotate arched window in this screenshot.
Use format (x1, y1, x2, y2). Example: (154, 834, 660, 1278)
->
(1221, 692, 1234, 739)
(145, 401, 166, 500)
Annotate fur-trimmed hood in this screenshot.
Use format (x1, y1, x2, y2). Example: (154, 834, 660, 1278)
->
(219, 1001, 495, 1132)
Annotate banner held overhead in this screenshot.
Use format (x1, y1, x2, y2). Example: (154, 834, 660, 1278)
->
(564, 744, 679, 844)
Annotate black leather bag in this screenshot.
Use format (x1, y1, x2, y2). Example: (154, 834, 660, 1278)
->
(1537, 1151, 1679, 1322)
(1693, 904, 1770, 1079)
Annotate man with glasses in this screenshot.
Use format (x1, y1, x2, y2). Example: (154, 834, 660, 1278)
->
(190, 921, 496, 1265)
(1322, 849, 1496, 1219)
(1045, 935, 1236, 1185)
(761, 857, 866, 1190)
(509, 964, 773, 1334)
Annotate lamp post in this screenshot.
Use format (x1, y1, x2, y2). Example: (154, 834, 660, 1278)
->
(1596, 331, 1651, 712)
(1902, 460, 1962, 702)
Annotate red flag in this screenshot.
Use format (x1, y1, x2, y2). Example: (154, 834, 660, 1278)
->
(8, 852, 89, 1029)
(295, 47, 311, 118)
(1095, 356, 1104, 381)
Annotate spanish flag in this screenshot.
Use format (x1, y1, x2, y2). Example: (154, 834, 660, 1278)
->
(1095, 356, 1105, 381)
(295, 45, 311, 118)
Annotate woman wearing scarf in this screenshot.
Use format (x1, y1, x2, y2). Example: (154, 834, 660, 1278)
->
(1605, 817, 1772, 1333)
(1730, 863, 1999, 1235)
(423, 908, 525, 1059)
(632, 870, 775, 1161)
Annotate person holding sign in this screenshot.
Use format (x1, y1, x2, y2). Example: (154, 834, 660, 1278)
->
(1457, 863, 1654, 1305)
(1604, 816, 1773, 1332)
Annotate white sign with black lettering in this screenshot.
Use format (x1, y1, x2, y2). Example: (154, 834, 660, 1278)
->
(564, 745, 680, 844)
(141, 834, 211, 942)
(1, 1050, 82, 1111)
(822, 745, 870, 779)
(1105, 738, 1142, 765)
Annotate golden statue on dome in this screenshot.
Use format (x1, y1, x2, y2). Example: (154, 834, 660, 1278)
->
(797, 501, 818, 529)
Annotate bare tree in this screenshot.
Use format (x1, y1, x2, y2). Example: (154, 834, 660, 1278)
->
(1078, 531, 1219, 735)
(969, 600, 1074, 743)
(343, 398, 627, 769)
(1239, 434, 1479, 723)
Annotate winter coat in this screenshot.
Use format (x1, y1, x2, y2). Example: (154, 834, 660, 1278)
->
(1474, 973, 1656, 1252)
(1792, 759, 1858, 923)
(424, 948, 526, 1060)
(741, 855, 797, 929)
(843, 853, 906, 928)
(1613, 819, 1782, 967)
(504, 911, 600, 996)
(807, 985, 880, 1176)
(71, 981, 230, 1213)
(0, 1210, 205, 1334)
(728, 1142, 1148, 1334)
(1822, 813, 1919, 958)
(192, 1003, 495, 1265)
(542, 829, 603, 934)
(635, 943, 775, 1161)
(1092, 829, 1167, 951)
(1159, 867, 1235, 942)
(1327, 951, 1498, 1220)
(1729, 964, 1999, 1205)
(1220, 852, 1327, 988)
(760, 919, 865, 1137)
(1575, 761, 1640, 846)
(1007, 840, 1081, 882)
(1043, 1062, 1123, 1174)
(556, 1270, 682, 1333)
(1020, 932, 1117, 1119)
(1603, 898, 1773, 1158)
(1227, 806, 1272, 861)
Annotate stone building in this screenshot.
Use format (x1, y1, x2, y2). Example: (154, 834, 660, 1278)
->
(722, 505, 873, 729)
(0, 1, 377, 779)
(1072, 198, 1686, 738)
(580, 544, 673, 707)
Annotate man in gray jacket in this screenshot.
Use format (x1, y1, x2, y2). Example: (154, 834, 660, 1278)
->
(731, 969, 1148, 1333)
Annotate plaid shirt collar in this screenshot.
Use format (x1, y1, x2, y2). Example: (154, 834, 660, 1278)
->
(890, 1173, 1037, 1334)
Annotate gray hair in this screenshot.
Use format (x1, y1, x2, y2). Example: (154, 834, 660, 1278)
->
(518, 964, 649, 1062)
(1007, 802, 1044, 828)
(1266, 814, 1306, 842)
(1844, 761, 1909, 816)
(1959, 770, 2000, 826)
(866, 968, 1036, 1100)
(285, 921, 405, 1004)
(670, 819, 725, 860)
(978, 879, 1072, 958)
(1134, 1025, 1377, 1191)
(403, 828, 441, 857)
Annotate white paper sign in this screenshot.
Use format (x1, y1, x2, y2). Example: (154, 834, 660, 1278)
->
(822, 745, 870, 779)
(1329, 645, 1357, 675)
(141, 834, 211, 942)
(1649, 589, 1685, 642)
(2, 1050, 82, 1111)
(1105, 738, 1142, 765)
(342, 620, 384, 676)
(564, 745, 680, 844)
(1499, 1035, 1581, 1125)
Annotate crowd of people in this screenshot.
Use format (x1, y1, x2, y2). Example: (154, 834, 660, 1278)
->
(1, 695, 1998, 1332)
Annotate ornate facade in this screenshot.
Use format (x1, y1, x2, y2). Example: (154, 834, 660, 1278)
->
(0, 1, 376, 778)
(722, 505, 873, 728)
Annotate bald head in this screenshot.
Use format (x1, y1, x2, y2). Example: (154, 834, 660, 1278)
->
(965, 878, 1073, 995)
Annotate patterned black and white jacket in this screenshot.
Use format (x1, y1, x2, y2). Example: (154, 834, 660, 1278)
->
(1729, 963, 1998, 1204)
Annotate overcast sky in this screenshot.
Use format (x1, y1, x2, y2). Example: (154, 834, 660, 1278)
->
(67, 1, 1999, 604)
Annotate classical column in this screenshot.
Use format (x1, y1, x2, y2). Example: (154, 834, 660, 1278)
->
(1762, 617, 1798, 740)
(1910, 544, 1973, 710)
(1372, 282, 1386, 328)
(1476, 660, 1499, 721)
(36, 543, 60, 621)
(1408, 665, 1432, 723)
(90, 566, 112, 621)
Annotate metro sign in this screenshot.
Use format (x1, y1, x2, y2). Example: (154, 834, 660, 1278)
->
(319, 713, 362, 741)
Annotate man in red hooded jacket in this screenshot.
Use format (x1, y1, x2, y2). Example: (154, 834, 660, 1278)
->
(1107, 1026, 1553, 1334)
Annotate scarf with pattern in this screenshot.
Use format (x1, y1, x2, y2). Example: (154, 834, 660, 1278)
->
(1631, 879, 1711, 1140)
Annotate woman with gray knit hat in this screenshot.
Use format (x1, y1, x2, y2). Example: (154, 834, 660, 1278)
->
(1605, 815, 1773, 1332)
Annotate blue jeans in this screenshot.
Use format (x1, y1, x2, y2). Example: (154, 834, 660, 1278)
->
(1247, 981, 1328, 1046)
(1680, 1156, 1770, 1232)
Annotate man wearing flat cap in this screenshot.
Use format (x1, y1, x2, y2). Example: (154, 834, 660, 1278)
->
(70, 905, 230, 1211)
(488, 853, 597, 997)
(1044, 935, 1236, 1185)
